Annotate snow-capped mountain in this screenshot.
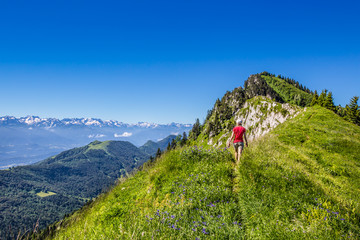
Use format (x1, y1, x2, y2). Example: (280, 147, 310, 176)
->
(0, 116, 192, 169)
(0, 116, 192, 129)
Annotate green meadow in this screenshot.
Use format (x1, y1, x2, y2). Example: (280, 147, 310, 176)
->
(36, 191, 57, 198)
(235, 106, 360, 239)
(43, 106, 360, 239)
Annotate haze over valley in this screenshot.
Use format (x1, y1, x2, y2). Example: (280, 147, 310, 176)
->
(0, 116, 191, 169)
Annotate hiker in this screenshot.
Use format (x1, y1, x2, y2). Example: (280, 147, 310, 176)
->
(227, 119, 248, 163)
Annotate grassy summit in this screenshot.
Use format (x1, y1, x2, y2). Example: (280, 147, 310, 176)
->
(261, 74, 313, 106)
(46, 105, 360, 239)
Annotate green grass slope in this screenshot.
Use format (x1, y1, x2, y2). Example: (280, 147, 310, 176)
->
(47, 147, 239, 239)
(261, 75, 313, 106)
(236, 106, 360, 239)
(47, 106, 360, 239)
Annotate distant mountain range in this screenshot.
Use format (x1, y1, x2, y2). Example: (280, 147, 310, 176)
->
(0, 116, 192, 169)
(139, 134, 177, 155)
(0, 116, 190, 129)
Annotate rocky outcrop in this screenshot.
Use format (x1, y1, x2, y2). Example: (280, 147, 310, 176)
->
(207, 96, 300, 146)
(212, 73, 284, 117)
(235, 96, 300, 141)
(198, 72, 313, 147)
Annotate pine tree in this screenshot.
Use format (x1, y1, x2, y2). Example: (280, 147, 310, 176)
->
(170, 139, 176, 149)
(310, 90, 319, 106)
(205, 109, 213, 121)
(155, 148, 162, 159)
(318, 90, 327, 107)
(167, 142, 171, 151)
(336, 105, 345, 117)
(294, 94, 306, 106)
(324, 91, 336, 112)
(180, 132, 187, 146)
(207, 122, 214, 137)
(190, 118, 201, 140)
(175, 134, 182, 143)
(183, 131, 188, 142)
(215, 98, 221, 110)
(224, 104, 232, 120)
(345, 96, 360, 125)
(213, 111, 221, 135)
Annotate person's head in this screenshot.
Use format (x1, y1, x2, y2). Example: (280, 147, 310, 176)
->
(236, 119, 243, 126)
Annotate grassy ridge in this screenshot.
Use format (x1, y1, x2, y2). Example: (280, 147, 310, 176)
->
(48, 106, 360, 239)
(49, 147, 241, 239)
(236, 106, 360, 239)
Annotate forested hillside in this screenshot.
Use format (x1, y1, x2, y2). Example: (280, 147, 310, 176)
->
(0, 141, 149, 239)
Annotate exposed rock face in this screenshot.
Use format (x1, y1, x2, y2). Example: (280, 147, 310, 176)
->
(212, 74, 283, 116)
(235, 96, 300, 141)
(207, 96, 300, 146)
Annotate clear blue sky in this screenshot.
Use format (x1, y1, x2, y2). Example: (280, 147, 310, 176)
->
(0, 0, 359, 124)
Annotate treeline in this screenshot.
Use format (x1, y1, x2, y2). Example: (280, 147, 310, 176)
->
(261, 71, 313, 94)
(311, 90, 360, 126)
(205, 98, 235, 137)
